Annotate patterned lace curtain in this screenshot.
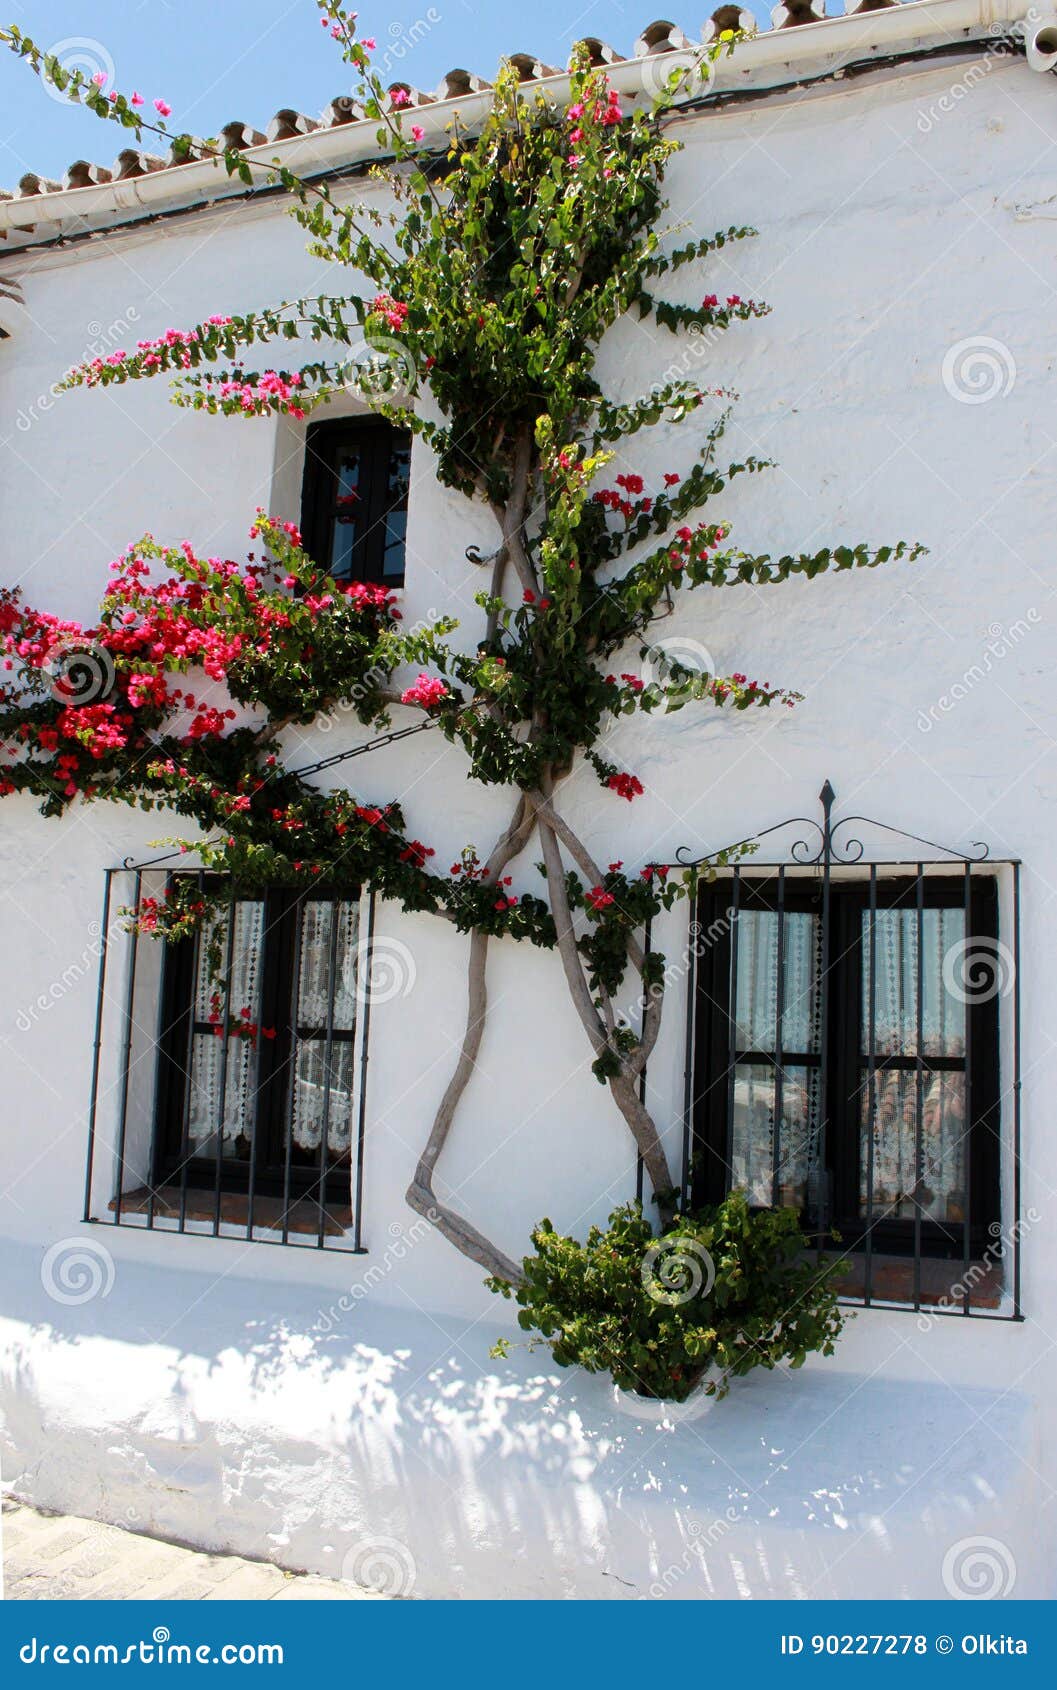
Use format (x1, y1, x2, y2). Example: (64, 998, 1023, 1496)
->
(731, 907, 823, 1210)
(187, 901, 265, 1154)
(291, 900, 360, 1154)
(861, 906, 967, 1223)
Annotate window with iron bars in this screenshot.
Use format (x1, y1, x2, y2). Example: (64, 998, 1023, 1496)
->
(84, 870, 373, 1252)
(676, 784, 1021, 1319)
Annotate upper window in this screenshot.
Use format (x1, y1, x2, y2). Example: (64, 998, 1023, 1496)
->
(300, 419, 411, 587)
(692, 872, 1002, 1307)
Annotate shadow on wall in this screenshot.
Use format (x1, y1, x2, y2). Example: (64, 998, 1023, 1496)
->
(0, 1240, 1035, 1599)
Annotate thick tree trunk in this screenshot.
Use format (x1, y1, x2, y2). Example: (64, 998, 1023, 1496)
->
(405, 796, 535, 1284)
(534, 794, 676, 1214)
(405, 429, 676, 1279)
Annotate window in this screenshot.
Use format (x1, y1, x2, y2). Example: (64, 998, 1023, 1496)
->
(152, 889, 362, 1222)
(300, 419, 411, 587)
(692, 870, 1003, 1307)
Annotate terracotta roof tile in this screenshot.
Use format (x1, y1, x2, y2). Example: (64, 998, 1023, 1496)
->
(0, 9, 1004, 226)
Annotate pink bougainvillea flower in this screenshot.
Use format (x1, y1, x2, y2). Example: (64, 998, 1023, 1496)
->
(410, 124, 425, 143)
(401, 673, 449, 710)
(91, 70, 107, 86)
(131, 91, 144, 106)
(391, 88, 411, 109)
(154, 98, 172, 117)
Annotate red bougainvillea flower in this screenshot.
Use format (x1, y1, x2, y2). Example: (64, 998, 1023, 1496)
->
(607, 773, 644, 802)
(399, 840, 435, 869)
(586, 886, 616, 911)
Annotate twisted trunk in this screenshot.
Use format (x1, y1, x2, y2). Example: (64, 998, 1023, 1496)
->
(405, 795, 535, 1283)
(405, 426, 676, 1277)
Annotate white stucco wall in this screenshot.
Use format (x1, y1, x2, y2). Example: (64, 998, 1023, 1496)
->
(2, 41, 1056, 1598)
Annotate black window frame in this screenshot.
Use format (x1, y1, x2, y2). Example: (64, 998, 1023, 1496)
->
(691, 871, 1001, 1264)
(153, 885, 360, 1207)
(300, 417, 411, 588)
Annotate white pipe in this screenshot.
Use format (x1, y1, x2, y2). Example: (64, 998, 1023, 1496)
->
(1022, 13, 1057, 68)
(0, 0, 1038, 242)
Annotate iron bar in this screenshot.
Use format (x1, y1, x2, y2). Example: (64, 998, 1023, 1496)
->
(177, 871, 205, 1235)
(112, 869, 142, 1227)
(316, 900, 341, 1248)
(244, 887, 266, 1245)
(962, 862, 973, 1316)
(815, 782, 834, 1251)
(352, 889, 375, 1253)
(1013, 861, 1022, 1320)
(212, 892, 238, 1237)
(281, 895, 305, 1247)
(681, 906, 698, 1204)
(725, 867, 741, 1191)
(913, 866, 925, 1311)
(864, 864, 877, 1308)
(772, 866, 786, 1209)
(146, 871, 175, 1231)
(82, 870, 114, 1224)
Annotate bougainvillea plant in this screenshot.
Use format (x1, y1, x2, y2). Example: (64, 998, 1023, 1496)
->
(0, 5, 922, 1292)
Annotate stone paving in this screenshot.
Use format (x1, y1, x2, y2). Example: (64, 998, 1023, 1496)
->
(1, 1499, 382, 1600)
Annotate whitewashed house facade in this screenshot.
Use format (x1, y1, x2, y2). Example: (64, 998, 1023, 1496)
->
(1, 1, 1055, 1600)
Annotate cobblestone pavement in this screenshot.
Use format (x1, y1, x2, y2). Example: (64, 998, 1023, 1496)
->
(1, 1499, 382, 1600)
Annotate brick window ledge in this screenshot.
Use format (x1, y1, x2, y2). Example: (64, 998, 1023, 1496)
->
(110, 1185, 352, 1237)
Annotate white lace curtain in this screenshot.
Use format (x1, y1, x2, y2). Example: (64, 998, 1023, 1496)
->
(861, 907, 967, 1222)
(729, 901, 968, 1224)
(731, 908, 822, 1210)
(187, 898, 360, 1158)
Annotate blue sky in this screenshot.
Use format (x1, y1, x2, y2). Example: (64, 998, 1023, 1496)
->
(0, 0, 773, 185)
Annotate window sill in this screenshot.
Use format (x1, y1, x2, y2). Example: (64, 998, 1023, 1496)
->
(833, 1250, 1003, 1311)
(110, 1185, 352, 1237)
